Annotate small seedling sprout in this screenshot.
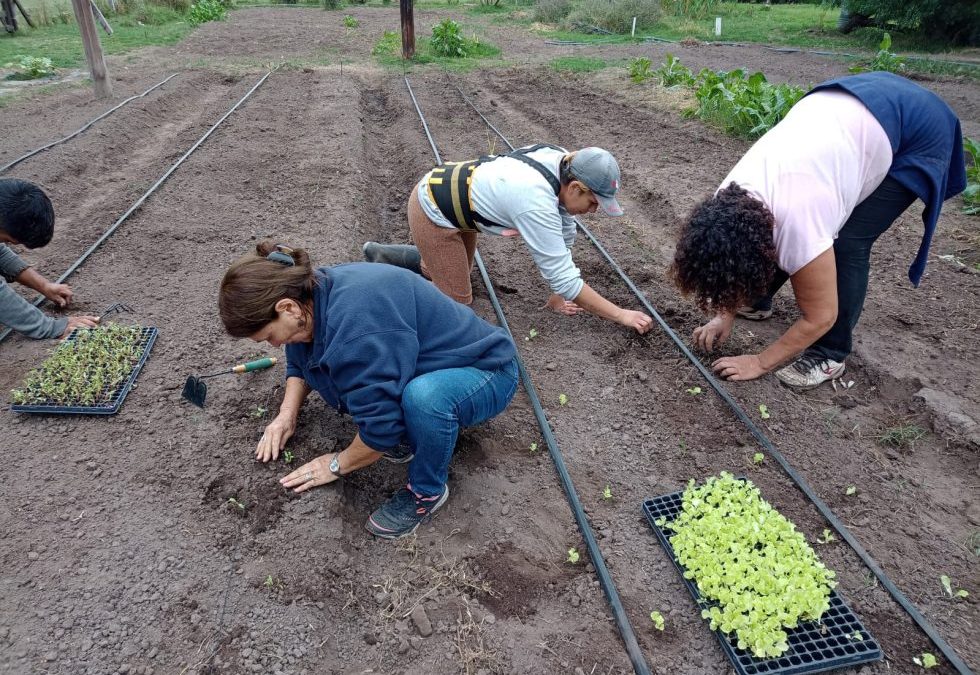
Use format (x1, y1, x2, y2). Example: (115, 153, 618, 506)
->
(752, 452, 764, 465)
(284, 450, 295, 464)
(525, 327, 538, 341)
(649, 611, 665, 631)
(228, 497, 246, 511)
(845, 486, 857, 495)
(529, 441, 538, 453)
(686, 386, 702, 395)
(851, 631, 863, 641)
(941, 574, 970, 598)
(759, 404, 770, 419)
(566, 547, 580, 564)
(602, 485, 612, 500)
(913, 653, 938, 669)
(558, 393, 569, 406)
(816, 528, 836, 544)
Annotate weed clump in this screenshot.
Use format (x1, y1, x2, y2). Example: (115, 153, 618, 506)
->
(532, 0, 571, 24)
(565, 0, 661, 35)
(188, 0, 225, 24)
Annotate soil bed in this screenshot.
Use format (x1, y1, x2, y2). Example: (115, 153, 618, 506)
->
(0, 7, 977, 675)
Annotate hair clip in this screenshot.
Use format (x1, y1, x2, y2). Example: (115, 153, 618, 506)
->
(267, 244, 295, 266)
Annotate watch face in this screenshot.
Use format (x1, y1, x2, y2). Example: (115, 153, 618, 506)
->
(330, 456, 340, 474)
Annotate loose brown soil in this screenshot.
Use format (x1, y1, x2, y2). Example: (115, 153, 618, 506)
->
(1, 7, 977, 675)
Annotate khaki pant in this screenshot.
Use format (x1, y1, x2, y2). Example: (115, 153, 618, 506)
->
(408, 187, 479, 305)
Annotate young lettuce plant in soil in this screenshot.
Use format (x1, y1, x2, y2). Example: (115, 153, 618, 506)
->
(657, 472, 837, 659)
(10, 323, 145, 406)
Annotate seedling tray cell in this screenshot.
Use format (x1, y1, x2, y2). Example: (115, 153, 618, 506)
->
(11, 327, 158, 415)
(643, 490, 883, 675)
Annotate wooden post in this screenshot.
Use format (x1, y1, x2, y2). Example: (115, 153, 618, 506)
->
(70, 0, 112, 98)
(399, 0, 414, 60)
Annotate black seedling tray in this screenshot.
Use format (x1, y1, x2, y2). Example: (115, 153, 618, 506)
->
(643, 489, 883, 675)
(11, 326, 158, 415)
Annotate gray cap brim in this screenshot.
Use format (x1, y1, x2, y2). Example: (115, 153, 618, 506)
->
(596, 193, 624, 217)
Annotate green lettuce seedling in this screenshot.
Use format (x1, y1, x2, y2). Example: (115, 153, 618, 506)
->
(913, 653, 937, 669)
(686, 386, 702, 395)
(558, 393, 569, 406)
(283, 450, 294, 464)
(649, 611, 665, 631)
(752, 452, 764, 465)
(602, 485, 612, 500)
(845, 486, 857, 495)
(758, 404, 770, 419)
(816, 529, 836, 544)
(525, 328, 538, 341)
(566, 547, 580, 564)
(529, 442, 538, 453)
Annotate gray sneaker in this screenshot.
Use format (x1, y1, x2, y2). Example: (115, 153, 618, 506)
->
(362, 241, 422, 275)
(737, 306, 773, 321)
(365, 484, 449, 539)
(775, 355, 845, 390)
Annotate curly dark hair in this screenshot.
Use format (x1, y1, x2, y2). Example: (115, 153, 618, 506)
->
(670, 182, 777, 314)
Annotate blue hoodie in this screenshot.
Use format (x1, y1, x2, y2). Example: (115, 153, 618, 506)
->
(807, 72, 966, 287)
(285, 263, 516, 452)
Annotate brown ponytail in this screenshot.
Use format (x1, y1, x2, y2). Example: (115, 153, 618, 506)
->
(219, 241, 317, 338)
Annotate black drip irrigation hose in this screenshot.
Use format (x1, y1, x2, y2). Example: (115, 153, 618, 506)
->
(0, 73, 180, 175)
(451, 83, 976, 675)
(0, 71, 273, 346)
(403, 76, 653, 675)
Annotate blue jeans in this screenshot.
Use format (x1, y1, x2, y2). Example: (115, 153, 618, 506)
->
(751, 176, 917, 362)
(401, 357, 519, 497)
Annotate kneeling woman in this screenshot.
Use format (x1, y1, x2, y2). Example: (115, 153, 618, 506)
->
(219, 242, 519, 539)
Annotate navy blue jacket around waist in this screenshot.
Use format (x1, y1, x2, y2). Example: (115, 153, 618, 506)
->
(285, 263, 516, 451)
(807, 71, 966, 286)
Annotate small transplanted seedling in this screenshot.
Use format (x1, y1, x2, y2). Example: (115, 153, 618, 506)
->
(686, 386, 702, 395)
(250, 405, 268, 419)
(602, 485, 613, 500)
(816, 528, 836, 545)
(752, 452, 765, 465)
(649, 611, 665, 631)
(566, 547, 580, 564)
(263, 574, 283, 592)
(758, 404, 770, 420)
(283, 450, 295, 464)
(228, 497, 246, 511)
(850, 631, 863, 641)
(845, 486, 857, 496)
(342, 14, 358, 30)
(525, 327, 538, 341)
(940, 574, 970, 599)
(529, 441, 538, 453)
(558, 393, 569, 406)
(913, 653, 938, 669)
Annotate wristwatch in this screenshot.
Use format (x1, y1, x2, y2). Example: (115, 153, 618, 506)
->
(329, 453, 344, 478)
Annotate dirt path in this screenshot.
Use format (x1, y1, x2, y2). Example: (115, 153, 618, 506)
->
(0, 7, 977, 675)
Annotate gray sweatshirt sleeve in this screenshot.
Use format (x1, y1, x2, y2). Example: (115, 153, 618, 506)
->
(559, 208, 577, 249)
(0, 244, 30, 283)
(0, 277, 66, 339)
(512, 208, 584, 301)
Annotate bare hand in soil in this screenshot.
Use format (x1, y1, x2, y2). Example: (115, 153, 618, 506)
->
(712, 354, 766, 381)
(43, 282, 74, 307)
(257, 413, 296, 462)
(544, 293, 584, 316)
(60, 315, 100, 338)
(280, 453, 338, 493)
(693, 313, 734, 352)
(618, 309, 654, 334)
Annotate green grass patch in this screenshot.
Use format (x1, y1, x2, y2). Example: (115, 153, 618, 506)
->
(550, 55, 605, 72)
(0, 19, 191, 70)
(371, 28, 501, 71)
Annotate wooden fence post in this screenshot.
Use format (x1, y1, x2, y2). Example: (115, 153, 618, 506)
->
(70, 0, 112, 98)
(400, 0, 414, 60)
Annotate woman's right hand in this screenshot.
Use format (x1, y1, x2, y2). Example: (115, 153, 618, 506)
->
(60, 315, 100, 338)
(693, 312, 734, 352)
(256, 412, 297, 462)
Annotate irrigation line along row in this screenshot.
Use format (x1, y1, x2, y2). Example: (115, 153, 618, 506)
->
(404, 76, 653, 675)
(0, 73, 180, 175)
(0, 71, 273, 346)
(452, 83, 974, 675)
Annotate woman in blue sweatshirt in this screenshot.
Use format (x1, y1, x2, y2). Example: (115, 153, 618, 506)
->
(219, 241, 519, 539)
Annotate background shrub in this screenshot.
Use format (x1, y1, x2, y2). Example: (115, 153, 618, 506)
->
(187, 0, 225, 24)
(565, 0, 661, 35)
(532, 0, 571, 24)
(430, 18, 468, 57)
(847, 0, 979, 46)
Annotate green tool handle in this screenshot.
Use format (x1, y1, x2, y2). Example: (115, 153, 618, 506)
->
(231, 357, 277, 374)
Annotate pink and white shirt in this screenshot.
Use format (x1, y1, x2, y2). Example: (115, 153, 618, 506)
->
(718, 89, 893, 275)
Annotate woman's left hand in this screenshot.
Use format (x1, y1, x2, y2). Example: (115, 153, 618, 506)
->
(712, 354, 767, 382)
(280, 453, 339, 493)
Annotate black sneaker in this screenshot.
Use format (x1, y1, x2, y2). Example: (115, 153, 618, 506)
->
(362, 242, 423, 275)
(365, 484, 449, 539)
(381, 443, 414, 464)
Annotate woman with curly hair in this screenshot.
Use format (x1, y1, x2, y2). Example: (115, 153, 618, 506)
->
(672, 72, 965, 389)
